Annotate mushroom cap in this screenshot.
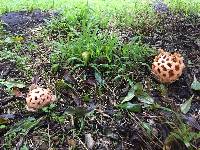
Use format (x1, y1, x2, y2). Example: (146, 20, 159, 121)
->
(26, 86, 55, 112)
(151, 49, 185, 83)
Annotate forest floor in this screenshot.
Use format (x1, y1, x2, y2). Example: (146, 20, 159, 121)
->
(0, 0, 199, 149)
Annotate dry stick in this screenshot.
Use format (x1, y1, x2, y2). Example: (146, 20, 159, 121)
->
(48, 124, 51, 149)
(76, 136, 88, 150)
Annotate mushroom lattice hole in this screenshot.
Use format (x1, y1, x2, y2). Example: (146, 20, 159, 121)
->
(151, 49, 185, 83)
(26, 86, 55, 112)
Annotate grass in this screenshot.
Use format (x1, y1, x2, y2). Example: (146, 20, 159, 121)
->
(0, 0, 157, 75)
(165, 0, 200, 14)
(44, 2, 157, 71)
(0, 0, 156, 27)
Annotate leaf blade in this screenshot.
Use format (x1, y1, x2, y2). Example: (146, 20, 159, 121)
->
(116, 102, 142, 112)
(121, 87, 135, 103)
(180, 95, 194, 114)
(191, 75, 200, 91)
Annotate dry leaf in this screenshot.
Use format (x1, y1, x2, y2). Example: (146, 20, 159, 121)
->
(12, 87, 22, 97)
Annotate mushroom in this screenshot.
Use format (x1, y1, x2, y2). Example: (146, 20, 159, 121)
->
(26, 86, 56, 112)
(151, 49, 185, 83)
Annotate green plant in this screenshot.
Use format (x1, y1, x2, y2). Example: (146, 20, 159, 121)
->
(0, 79, 26, 94)
(121, 39, 155, 62)
(50, 28, 119, 64)
(164, 122, 200, 149)
(3, 117, 42, 149)
(165, 0, 200, 15)
(0, 49, 32, 76)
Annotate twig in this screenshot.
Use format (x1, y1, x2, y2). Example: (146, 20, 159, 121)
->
(48, 123, 51, 149)
(77, 136, 88, 150)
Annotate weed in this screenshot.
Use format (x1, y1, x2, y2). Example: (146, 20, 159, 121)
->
(50, 29, 119, 64)
(164, 122, 200, 149)
(165, 0, 200, 14)
(0, 49, 32, 76)
(3, 117, 42, 149)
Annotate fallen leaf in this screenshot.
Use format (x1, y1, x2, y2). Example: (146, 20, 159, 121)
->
(67, 138, 76, 148)
(85, 133, 95, 149)
(84, 78, 97, 87)
(116, 102, 142, 112)
(63, 70, 76, 85)
(31, 76, 40, 85)
(65, 107, 93, 118)
(191, 75, 200, 91)
(12, 87, 23, 97)
(180, 95, 194, 114)
(0, 118, 9, 124)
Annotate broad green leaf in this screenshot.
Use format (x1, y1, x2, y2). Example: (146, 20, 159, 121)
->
(0, 79, 26, 92)
(67, 57, 83, 64)
(180, 95, 194, 114)
(121, 82, 154, 104)
(116, 102, 142, 112)
(0, 125, 6, 129)
(83, 94, 90, 102)
(4, 117, 37, 147)
(134, 82, 143, 96)
(20, 145, 29, 150)
(4, 117, 42, 141)
(134, 83, 154, 104)
(191, 75, 200, 91)
(95, 71, 105, 86)
(137, 92, 154, 104)
(42, 104, 56, 112)
(121, 87, 135, 103)
(0, 40, 3, 45)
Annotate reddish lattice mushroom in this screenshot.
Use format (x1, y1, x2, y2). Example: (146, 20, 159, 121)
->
(26, 86, 55, 112)
(152, 49, 185, 83)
